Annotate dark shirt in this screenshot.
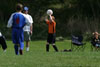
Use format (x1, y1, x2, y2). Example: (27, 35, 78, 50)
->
(92, 37, 100, 44)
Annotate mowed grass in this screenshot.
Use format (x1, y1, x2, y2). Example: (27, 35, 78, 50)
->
(0, 40, 100, 67)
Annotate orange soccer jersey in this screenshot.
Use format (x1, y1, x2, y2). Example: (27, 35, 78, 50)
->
(46, 20, 56, 34)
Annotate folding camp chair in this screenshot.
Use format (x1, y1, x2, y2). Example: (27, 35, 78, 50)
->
(71, 35, 85, 51)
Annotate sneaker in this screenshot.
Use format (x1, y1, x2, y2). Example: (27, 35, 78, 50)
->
(26, 47, 29, 51)
(3, 49, 6, 52)
(19, 49, 23, 55)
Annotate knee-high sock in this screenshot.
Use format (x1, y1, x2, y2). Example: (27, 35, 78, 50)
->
(52, 45, 58, 52)
(46, 44, 49, 52)
(14, 45, 19, 55)
(19, 42, 24, 55)
(19, 42, 24, 50)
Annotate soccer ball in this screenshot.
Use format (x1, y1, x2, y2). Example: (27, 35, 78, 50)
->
(47, 9, 53, 15)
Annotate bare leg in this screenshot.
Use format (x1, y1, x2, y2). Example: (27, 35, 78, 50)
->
(26, 41, 29, 51)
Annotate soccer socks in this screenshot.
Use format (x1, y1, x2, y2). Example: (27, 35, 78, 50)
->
(19, 42, 24, 50)
(53, 45, 58, 52)
(14, 42, 24, 55)
(14, 45, 19, 55)
(46, 44, 49, 52)
(46, 44, 58, 52)
(26, 47, 29, 51)
(19, 42, 24, 55)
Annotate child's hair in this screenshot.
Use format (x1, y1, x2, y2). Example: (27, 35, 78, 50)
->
(93, 32, 99, 35)
(16, 3, 23, 11)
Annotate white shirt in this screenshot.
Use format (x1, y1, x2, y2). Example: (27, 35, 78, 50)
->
(23, 14, 33, 32)
(7, 12, 31, 28)
(0, 32, 2, 37)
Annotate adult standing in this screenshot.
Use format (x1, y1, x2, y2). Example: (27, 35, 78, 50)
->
(23, 6, 33, 51)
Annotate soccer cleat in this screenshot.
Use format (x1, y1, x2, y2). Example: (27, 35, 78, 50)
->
(19, 49, 23, 55)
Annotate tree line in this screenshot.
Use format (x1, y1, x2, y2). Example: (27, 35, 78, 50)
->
(0, 0, 100, 40)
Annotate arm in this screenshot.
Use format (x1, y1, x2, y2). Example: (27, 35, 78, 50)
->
(45, 16, 49, 24)
(29, 15, 33, 35)
(45, 16, 48, 21)
(7, 14, 13, 28)
(30, 24, 33, 35)
(49, 15, 54, 22)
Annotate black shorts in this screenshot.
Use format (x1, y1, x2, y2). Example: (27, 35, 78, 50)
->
(47, 33, 56, 44)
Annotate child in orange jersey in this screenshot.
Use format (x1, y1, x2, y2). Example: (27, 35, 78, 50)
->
(45, 13, 58, 52)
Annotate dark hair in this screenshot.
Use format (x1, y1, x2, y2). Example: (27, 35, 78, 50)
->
(16, 3, 23, 11)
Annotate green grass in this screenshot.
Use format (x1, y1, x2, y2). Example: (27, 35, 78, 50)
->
(0, 40, 100, 67)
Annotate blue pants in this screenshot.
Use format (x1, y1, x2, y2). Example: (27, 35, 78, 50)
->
(12, 28, 24, 50)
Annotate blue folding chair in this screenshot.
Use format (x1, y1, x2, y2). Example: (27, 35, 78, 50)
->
(71, 35, 86, 51)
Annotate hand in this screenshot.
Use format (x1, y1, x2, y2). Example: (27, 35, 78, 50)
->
(45, 16, 48, 21)
(30, 31, 32, 35)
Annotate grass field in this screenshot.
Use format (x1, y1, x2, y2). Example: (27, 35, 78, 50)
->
(0, 40, 100, 67)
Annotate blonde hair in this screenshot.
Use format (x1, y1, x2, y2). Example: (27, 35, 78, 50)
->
(93, 32, 99, 35)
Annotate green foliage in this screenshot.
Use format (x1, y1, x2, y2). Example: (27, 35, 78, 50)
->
(0, 0, 100, 40)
